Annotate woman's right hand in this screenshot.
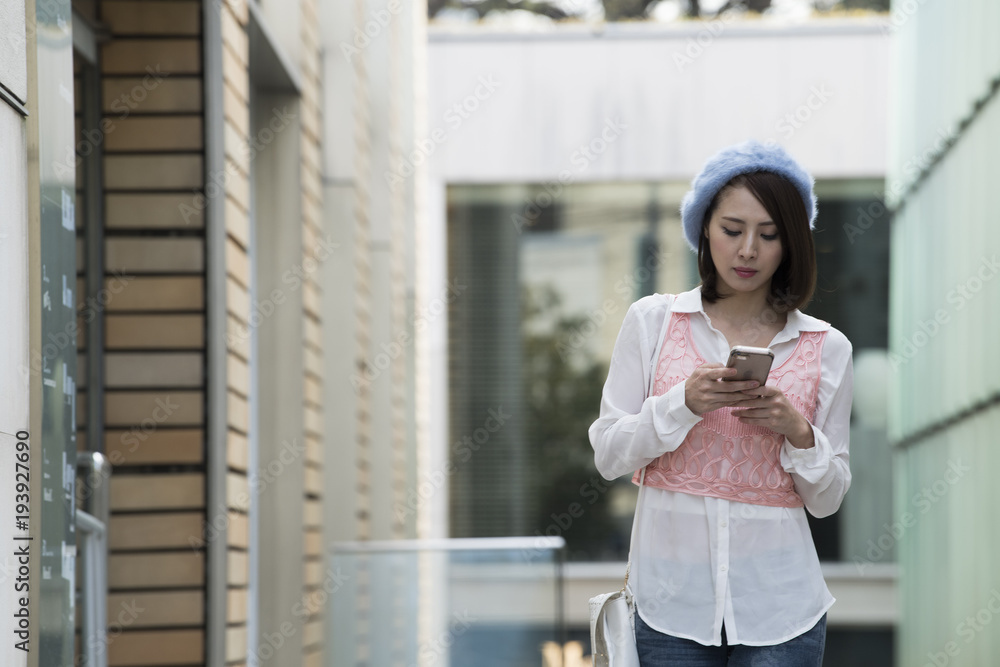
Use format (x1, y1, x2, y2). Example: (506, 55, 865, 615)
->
(684, 363, 760, 416)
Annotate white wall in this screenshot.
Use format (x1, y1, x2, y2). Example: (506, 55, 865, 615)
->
(0, 0, 27, 104)
(422, 17, 891, 541)
(427, 19, 889, 184)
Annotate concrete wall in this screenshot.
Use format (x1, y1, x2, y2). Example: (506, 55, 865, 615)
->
(887, 0, 1000, 665)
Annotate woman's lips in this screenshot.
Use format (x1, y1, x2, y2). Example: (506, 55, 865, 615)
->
(734, 268, 758, 278)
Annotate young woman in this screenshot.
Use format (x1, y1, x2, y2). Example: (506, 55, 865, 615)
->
(589, 140, 853, 666)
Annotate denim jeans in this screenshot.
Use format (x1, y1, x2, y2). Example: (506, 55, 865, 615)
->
(634, 612, 826, 667)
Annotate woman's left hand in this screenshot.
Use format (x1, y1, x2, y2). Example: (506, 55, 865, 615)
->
(733, 385, 815, 449)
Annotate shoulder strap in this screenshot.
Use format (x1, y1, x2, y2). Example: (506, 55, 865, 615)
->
(622, 296, 670, 590)
(622, 466, 646, 591)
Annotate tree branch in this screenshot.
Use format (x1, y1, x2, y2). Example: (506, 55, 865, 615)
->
(430, 0, 572, 20)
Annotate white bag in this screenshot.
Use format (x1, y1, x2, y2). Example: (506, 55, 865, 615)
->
(589, 586, 640, 667)
(588, 468, 646, 667)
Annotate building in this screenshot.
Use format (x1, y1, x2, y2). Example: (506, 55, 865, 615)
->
(887, 0, 1000, 664)
(0, 0, 425, 665)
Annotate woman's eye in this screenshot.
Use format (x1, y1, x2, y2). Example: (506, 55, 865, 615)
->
(722, 228, 740, 237)
(762, 233, 778, 241)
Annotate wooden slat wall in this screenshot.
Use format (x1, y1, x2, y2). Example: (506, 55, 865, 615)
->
(219, 1, 251, 666)
(74, 1, 327, 665)
(298, 0, 325, 664)
(90, 1, 207, 664)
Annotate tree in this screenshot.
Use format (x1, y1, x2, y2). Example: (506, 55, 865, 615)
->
(429, 0, 890, 22)
(521, 284, 624, 561)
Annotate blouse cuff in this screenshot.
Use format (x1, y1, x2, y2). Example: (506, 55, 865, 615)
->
(780, 424, 832, 483)
(655, 381, 703, 438)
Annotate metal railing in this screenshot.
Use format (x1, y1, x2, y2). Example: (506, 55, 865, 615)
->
(328, 536, 566, 667)
(76, 452, 111, 667)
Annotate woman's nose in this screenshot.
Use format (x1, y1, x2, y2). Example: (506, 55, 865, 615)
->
(739, 239, 757, 258)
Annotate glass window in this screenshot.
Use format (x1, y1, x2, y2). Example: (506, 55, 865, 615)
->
(447, 179, 890, 566)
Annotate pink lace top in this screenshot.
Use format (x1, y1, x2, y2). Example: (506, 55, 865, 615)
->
(631, 311, 827, 508)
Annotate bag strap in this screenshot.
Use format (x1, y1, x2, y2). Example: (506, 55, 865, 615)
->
(621, 465, 646, 592)
(620, 299, 668, 592)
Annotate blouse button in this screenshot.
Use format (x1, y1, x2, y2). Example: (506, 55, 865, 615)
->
(720, 565, 728, 572)
(720, 521, 728, 528)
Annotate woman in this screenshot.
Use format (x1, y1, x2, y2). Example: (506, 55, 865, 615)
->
(589, 139, 853, 666)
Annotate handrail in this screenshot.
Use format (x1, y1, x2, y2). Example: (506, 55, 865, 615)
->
(76, 451, 110, 525)
(330, 536, 566, 553)
(328, 536, 568, 665)
(76, 452, 110, 667)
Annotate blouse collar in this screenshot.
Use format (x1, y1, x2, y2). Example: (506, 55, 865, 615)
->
(670, 286, 830, 345)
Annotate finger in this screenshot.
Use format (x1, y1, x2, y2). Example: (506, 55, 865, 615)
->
(740, 385, 774, 396)
(719, 379, 760, 393)
(720, 394, 759, 408)
(736, 416, 767, 424)
(708, 367, 740, 381)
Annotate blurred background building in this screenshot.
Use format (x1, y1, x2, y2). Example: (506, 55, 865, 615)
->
(887, 1, 1000, 665)
(0, 0, 997, 665)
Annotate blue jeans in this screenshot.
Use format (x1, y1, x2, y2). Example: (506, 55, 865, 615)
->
(635, 612, 826, 667)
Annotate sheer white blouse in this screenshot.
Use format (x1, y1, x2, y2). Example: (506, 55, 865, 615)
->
(589, 287, 853, 646)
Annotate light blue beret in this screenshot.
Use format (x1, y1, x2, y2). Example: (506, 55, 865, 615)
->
(679, 139, 817, 252)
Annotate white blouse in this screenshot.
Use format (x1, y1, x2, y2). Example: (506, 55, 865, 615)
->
(589, 287, 853, 646)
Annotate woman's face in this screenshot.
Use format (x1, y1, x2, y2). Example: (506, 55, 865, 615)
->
(704, 185, 784, 298)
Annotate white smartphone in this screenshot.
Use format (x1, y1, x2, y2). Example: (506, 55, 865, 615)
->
(724, 345, 774, 386)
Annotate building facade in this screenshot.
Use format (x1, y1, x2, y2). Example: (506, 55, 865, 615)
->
(1, 0, 425, 665)
(887, 0, 1000, 665)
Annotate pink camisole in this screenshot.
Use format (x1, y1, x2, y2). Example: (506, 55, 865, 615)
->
(631, 311, 827, 508)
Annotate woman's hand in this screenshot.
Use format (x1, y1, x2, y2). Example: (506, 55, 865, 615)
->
(684, 363, 760, 416)
(732, 385, 815, 449)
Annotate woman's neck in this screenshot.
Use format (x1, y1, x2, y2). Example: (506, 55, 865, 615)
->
(704, 286, 782, 328)
(713, 288, 773, 320)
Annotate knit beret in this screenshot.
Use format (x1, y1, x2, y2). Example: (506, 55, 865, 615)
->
(679, 139, 817, 252)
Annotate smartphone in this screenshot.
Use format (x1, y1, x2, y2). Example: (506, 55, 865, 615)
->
(724, 345, 774, 386)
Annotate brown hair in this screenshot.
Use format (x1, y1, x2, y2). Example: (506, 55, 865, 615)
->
(697, 171, 816, 313)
